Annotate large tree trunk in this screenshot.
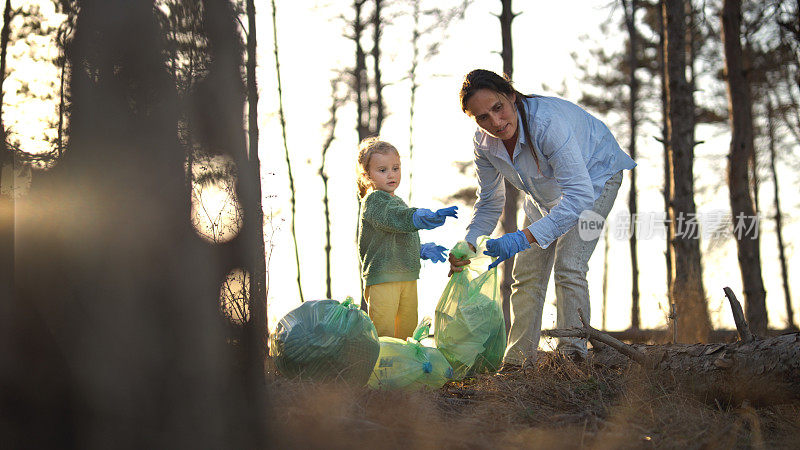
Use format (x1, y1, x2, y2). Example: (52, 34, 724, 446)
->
(622, 0, 640, 330)
(721, 0, 768, 336)
(498, 0, 517, 332)
(663, 0, 710, 343)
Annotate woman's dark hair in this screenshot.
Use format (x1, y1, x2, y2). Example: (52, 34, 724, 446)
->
(459, 69, 541, 171)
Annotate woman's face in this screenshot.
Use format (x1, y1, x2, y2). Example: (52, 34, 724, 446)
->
(367, 151, 401, 195)
(464, 89, 518, 142)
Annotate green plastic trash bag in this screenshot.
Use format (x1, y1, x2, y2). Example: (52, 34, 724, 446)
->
(368, 318, 454, 390)
(269, 297, 380, 385)
(434, 237, 506, 379)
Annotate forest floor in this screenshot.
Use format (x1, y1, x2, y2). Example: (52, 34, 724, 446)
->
(265, 351, 800, 449)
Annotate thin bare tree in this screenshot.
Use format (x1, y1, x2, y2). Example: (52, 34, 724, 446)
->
(766, 96, 795, 330)
(271, 0, 303, 301)
(406, 0, 470, 203)
(622, 0, 641, 329)
(320, 80, 343, 299)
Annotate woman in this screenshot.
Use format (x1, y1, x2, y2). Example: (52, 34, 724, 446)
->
(450, 69, 635, 370)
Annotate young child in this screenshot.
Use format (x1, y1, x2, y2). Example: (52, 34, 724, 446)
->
(357, 137, 458, 339)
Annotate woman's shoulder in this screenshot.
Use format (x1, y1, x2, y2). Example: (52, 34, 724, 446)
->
(527, 96, 587, 119)
(472, 127, 495, 151)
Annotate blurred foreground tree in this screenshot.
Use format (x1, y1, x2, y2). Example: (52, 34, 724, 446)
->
(7, 0, 265, 446)
(1, 0, 13, 313)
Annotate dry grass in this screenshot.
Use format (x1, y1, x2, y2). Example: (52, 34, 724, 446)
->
(264, 353, 800, 449)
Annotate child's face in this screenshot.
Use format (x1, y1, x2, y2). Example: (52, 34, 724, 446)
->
(368, 152, 401, 195)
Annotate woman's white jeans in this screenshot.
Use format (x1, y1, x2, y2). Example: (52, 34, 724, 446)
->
(504, 171, 623, 364)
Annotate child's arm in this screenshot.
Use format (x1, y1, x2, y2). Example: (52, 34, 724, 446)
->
(412, 206, 458, 230)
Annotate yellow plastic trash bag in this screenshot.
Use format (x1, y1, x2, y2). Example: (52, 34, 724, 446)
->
(434, 237, 506, 379)
(368, 318, 454, 390)
(269, 297, 380, 385)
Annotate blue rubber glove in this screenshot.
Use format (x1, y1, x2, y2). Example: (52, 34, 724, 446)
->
(484, 230, 531, 270)
(420, 242, 448, 263)
(412, 206, 458, 230)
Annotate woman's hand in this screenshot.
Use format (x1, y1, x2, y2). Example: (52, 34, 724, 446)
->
(447, 242, 476, 277)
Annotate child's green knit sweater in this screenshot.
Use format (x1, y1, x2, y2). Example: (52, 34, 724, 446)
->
(358, 190, 421, 286)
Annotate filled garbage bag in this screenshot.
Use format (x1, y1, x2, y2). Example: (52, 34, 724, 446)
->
(434, 237, 506, 379)
(368, 318, 454, 390)
(269, 297, 380, 385)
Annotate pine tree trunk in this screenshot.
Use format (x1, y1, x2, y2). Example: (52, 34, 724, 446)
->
(658, 0, 673, 306)
(372, 0, 384, 133)
(623, 0, 640, 330)
(498, 0, 517, 332)
(721, 0, 768, 335)
(663, 0, 710, 343)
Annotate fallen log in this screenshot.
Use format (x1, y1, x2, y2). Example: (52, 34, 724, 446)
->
(542, 289, 800, 406)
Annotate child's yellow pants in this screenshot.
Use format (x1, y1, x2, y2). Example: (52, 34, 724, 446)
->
(365, 280, 418, 339)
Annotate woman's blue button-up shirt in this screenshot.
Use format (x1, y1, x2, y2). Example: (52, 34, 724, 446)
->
(465, 96, 636, 249)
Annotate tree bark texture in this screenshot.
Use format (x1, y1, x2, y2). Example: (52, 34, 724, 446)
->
(663, 0, 710, 343)
(547, 293, 799, 406)
(721, 0, 768, 336)
(589, 334, 800, 406)
(498, 0, 517, 332)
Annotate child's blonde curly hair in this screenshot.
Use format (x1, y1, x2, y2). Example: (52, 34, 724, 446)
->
(356, 136, 400, 198)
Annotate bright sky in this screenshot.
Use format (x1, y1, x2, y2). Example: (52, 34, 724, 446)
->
(3, 1, 798, 338)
